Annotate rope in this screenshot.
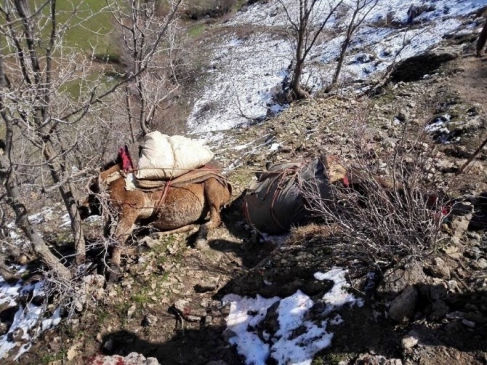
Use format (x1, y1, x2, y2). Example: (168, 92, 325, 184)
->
(156, 180, 171, 207)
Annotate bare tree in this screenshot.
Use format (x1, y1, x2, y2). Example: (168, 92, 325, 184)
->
(0, 0, 182, 279)
(0, 114, 73, 279)
(326, 0, 379, 92)
(278, 0, 343, 100)
(109, 0, 182, 139)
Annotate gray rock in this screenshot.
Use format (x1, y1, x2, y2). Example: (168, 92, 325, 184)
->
(427, 257, 450, 279)
(464, 246, 481, 259)
(435, 159, 455, 173)
(473, 258, 487, 270)
(355, 353, 402, 365)
(140, 236, 159, 248)
(194, 277, 219, 293)
(103, 338, 114, 352)
(447, 280, 460, 293)
(222, 329, 237, 342)
(401, 334, 419, 350)
(450, 214, 472, 238)
(11, 327, 26, 343)
(0, 322, 9, 336)
(455, 116, 484, 133)
(389, 286, 418, 322)
(466, 231, 481, 241)
(89, 352, 160, 365)
(382, 262, 427, 295)
(390, 46, 461, 82)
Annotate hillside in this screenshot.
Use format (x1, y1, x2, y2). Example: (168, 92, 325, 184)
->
(5, 45, 487, 365)
(2, 1, 487, 365)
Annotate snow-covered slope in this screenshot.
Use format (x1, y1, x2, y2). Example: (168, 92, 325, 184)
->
(188, 0, 487, 135)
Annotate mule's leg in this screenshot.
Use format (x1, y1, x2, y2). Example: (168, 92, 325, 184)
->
(204, 179, 230, 228)
(152, 225, 198, 238)
(108, 210, 138, 282)
(477, 20, 487, 57)
(195, 179, 230, 249)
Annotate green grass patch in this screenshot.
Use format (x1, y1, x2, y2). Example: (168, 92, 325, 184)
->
(234, 0, 248, 11)
(41, 350, 66, 365)
(131, 292, 153, 305)
(97, 309, 110, 324)
(188, 23, 207, 38)
(61, 71, 120, 100)
(26, 0, 119, 57)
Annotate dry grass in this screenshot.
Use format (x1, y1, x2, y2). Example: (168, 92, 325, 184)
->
(288, 223, 342, 244)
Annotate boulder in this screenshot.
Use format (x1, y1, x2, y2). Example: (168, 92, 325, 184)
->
(390, 46, 462, 82)
(389, 286, 418, 322)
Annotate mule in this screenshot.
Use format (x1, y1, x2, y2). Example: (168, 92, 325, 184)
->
(79, 159, 232, 281)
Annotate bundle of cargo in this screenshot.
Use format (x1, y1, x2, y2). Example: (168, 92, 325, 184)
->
(243, 156, 348, 235)
(135, 132, 215, 181)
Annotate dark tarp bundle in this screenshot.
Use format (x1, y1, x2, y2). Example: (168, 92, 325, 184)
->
(243, 158, 333, 235)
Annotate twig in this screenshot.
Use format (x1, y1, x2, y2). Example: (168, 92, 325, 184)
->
(455, 134, 487, 176)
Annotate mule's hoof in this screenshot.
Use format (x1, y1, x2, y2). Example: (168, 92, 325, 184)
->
(195, 238, 209, 250)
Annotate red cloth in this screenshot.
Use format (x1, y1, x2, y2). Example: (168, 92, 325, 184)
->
(119, 146, 134, 172)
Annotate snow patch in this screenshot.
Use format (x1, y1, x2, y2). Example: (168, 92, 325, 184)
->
(223, 267, 362, 365)
(0, 275, 62, 361)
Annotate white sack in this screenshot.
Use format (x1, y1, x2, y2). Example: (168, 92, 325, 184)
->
(136, 132, 214, 180)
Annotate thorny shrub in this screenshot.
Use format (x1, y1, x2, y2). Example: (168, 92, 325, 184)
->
(301, 118, 450, 267)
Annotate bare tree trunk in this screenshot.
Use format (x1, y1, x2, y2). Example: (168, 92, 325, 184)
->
(41, 143, 86, 264)
(291, 21, 305, 99)
(279, 0, 343, 100)
(4, 172, 73, 280)
(13, 0, 87, 265)
(289, 1, 310, 100)
(0, 120, 72, 280)
(327, 0, 378, 92)
(290, 57, 309, 99)
(327, 19, 356, 92)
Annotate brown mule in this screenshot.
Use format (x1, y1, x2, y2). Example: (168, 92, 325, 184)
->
(79, 161, 232, 281)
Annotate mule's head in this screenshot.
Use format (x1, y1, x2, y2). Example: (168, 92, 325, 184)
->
(79, 158, 123, 219)
(78, 176, 102, 219)
(325, 155, 349, 186)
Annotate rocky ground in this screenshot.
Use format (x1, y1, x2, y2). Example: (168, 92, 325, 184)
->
(4, 36, 487, 365)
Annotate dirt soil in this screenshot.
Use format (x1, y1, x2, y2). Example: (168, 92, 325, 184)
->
(6, 42, 487, 365)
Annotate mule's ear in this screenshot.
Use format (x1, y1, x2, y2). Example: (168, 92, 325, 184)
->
(98, 174, 103, 190)
(325, 155, 348, 184)
(85, 176, 93, 193)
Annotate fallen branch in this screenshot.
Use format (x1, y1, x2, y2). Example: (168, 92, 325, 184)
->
(456, 134, 487, 176)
